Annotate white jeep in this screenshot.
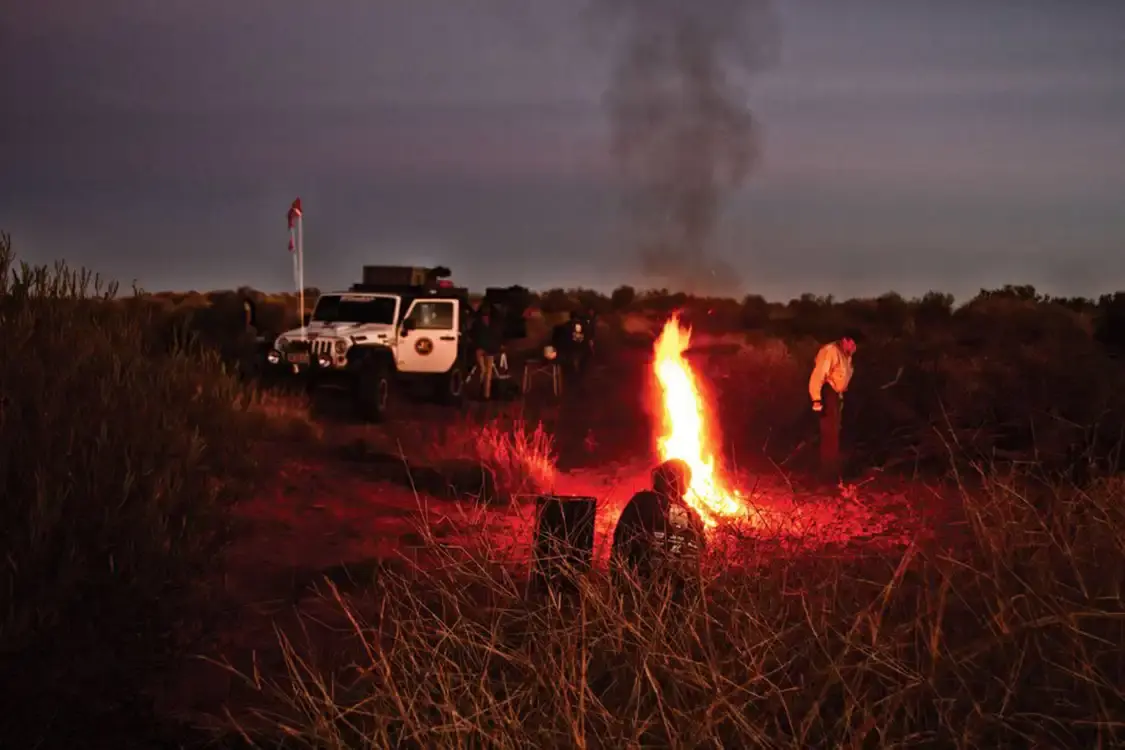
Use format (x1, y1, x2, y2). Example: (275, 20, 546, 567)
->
(266, 285, 470, 422)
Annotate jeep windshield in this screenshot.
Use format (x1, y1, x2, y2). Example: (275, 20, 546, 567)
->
(311, 295, 397, 325)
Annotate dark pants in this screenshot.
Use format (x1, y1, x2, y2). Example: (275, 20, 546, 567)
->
(819, 386, 842, 479)
(574, 341, 592, 376)
(475, 350, 495, 398)
(559, 344, 582, 376)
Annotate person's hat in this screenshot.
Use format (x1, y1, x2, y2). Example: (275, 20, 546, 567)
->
(653, 458, 692, 493)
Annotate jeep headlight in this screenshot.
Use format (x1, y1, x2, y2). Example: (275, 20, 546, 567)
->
(266, 349, 281, 365)
(334, 339, 347, 354)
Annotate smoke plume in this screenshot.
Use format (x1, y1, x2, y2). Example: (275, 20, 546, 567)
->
(593, 0, 778, 296)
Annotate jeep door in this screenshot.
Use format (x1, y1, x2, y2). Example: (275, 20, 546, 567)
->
(397, 298, 459, 373)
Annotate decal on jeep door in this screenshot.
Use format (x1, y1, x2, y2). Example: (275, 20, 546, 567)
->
(415, 337, 434, 356)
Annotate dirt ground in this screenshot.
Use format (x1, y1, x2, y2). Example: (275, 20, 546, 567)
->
(158, 341, 946, 726)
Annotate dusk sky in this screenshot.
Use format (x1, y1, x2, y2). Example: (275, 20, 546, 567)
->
(2, 0, 1124, 301)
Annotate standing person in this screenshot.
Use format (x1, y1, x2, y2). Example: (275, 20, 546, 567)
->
(581, 306, 598, 364)
(565, 310, 588, 375)
(551, 315, 576, 373)
(610, 459, 706, 601)
(235, 296, 261, 381)
(808, 330, 860, 483)
(471, 304, 500, 400)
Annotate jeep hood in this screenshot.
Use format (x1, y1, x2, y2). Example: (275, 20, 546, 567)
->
(278, 321, 394, 344)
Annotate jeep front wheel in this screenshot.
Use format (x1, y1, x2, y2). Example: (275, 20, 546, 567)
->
(355, 360, 393, 422)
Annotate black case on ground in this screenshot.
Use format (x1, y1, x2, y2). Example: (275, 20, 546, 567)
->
(530, 495, 598, 596)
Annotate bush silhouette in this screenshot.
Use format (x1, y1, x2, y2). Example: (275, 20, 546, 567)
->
(0, 233, 260, 743)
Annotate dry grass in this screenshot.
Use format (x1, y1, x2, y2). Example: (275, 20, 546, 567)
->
(215, 460, 1125, 750)
(323, 409, 560, 508)
(0, 233, 263, 746)
(241, 388, 323, 441)
(470, 421, 559, 496)
(420, 417, 559, 501)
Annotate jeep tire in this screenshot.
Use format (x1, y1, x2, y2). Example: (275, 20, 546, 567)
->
(437, 364, 466, 406)
(355, 359, 393, 423)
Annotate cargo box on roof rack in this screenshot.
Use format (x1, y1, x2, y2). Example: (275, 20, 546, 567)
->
(361, 265, 451, 287)
(483, 285, 532, 340)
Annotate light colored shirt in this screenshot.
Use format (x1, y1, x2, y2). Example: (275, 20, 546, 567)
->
(809, 341, 854, 402)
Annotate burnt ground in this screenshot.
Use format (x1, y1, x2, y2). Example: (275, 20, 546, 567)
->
(157, 338, 960, 728)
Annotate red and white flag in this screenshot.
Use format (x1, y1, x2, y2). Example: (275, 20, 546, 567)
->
(287, 197, 303, 252)
(286, 196, 308, 329)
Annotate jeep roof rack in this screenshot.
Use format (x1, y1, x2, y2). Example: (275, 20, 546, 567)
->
(343, 264, 463, 298)
(345, 282, 471, 302)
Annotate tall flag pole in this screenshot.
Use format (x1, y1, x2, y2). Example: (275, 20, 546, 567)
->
(287, 197, 305, 336)
(298, 208, 306, 334)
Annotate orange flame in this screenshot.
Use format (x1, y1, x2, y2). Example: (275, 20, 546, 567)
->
(653, 314, 746, 528)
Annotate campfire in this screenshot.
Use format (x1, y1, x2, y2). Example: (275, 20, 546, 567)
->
(653, 315, 748, 528)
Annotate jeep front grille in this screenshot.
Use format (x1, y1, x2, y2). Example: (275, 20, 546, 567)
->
(310, 339, 334, 358)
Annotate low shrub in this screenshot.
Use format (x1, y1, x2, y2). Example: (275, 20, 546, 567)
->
(472, 421, 559, 496)
(427, 417, 559, 500)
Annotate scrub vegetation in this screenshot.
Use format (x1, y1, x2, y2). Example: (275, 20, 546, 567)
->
(3, 231, 1125, 748)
